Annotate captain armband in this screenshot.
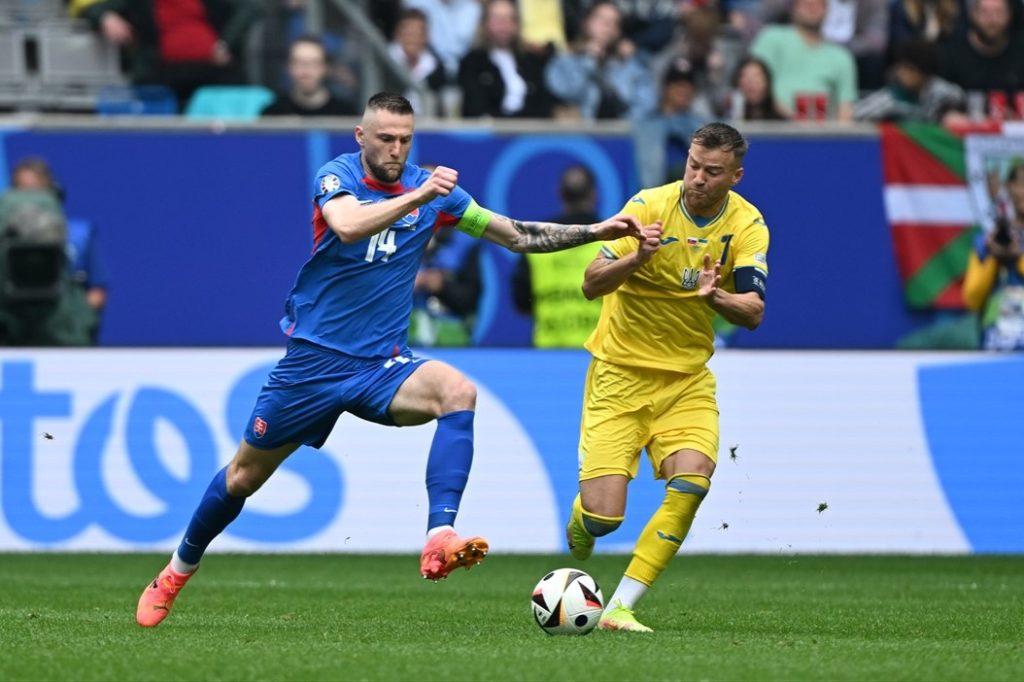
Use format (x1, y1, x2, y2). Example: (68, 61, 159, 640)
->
(733, 266, 767, 300)
(455, 199, 493, 238)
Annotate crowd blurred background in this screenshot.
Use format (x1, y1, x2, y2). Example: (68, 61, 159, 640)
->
(1, 0, 1022, 126)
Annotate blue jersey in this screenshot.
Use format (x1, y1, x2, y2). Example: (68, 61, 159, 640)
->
(281, 152, 475, 358)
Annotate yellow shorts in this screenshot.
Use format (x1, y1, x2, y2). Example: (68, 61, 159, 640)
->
(578, 358, 719, 481)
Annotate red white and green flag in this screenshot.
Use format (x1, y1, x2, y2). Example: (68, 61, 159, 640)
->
(880, 123, 983, 309)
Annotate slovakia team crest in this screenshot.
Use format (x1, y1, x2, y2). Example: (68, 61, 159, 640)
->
(397, 206, 420, 228)
(253, 416, 268, 438)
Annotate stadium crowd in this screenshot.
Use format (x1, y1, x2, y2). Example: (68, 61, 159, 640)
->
(51, 0, 1024, 127)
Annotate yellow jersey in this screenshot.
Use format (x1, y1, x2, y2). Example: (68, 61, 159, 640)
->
(584, 181, 770, 374)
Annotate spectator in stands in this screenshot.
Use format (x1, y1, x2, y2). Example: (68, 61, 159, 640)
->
(820, 0, 889, 89)
(722, 0, 773, 45)
(652, 4, 743, 117)
(939, 0, 1024, 100)
(562, 0, 680, 55)
(262, 36, 358, 117)
(404, 0, 482, 78)
(855, 40, 966, 122)
(512, 164, 603, 348)
(386, 9, 446, 115)
(0, 159, 98, 346)
(750, 0, 858, 121)
(730, 56, 788, 120)
(81, 0, 263, 108)
(962, 161, 1024, 350)
(888, 0, 965, 57)
(11, 158, 108, 328)
(545, 1, 655, 120)
(458, 0, 554, 118)
(633, 66, 711, 188)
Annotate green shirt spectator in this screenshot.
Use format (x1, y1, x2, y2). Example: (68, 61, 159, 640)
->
(750, 0, 857, 121)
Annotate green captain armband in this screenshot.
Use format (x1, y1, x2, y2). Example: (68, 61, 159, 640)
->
(456, 199, 493, 238)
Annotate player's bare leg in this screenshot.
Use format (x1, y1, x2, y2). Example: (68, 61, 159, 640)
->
(600, 449, 715, 633)
(567, 474, 629, 560)
(136, 441, 298, 627)
(388, 360, 489, 580)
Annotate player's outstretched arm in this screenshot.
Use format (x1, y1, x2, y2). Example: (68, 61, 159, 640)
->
(581, 224, 663, 299)
(321, 166, 457, 244)
(478, 211, 643, 254)
(696, 255, 765, 330)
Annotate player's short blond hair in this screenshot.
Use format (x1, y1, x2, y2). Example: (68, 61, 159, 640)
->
(691, 123, 748, 162)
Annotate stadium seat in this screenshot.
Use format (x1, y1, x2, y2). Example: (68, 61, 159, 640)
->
(37, 22, 123, 88)
(96, 85, 178, 116)
(0, 27, 28, 89)
(184, 86, 275, 121)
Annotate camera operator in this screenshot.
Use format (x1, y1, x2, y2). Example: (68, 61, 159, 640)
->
(0, 158, 97, 346)
(963, 161, 1024, 350)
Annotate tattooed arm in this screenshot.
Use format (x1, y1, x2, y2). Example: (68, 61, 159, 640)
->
(480, 211, 643, 253)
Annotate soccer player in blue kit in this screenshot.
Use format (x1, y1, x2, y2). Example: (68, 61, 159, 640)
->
(136, 92, 643, 627)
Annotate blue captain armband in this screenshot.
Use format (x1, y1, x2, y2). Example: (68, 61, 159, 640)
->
(455, 199, 493, 238)
(734, 266, 767, 300)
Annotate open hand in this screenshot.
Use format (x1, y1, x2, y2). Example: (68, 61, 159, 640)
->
(697, 254, 722, 299)
(592, 213, 643, 241)
(418, 166, 458, 201)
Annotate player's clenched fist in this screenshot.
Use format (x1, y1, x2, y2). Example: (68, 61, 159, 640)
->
(418, 166, 458, 200)
(635, 222, 663, 265)
(591, 212, 643, 241)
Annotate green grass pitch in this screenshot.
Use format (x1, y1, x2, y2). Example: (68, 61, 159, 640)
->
(1, 554, 1021, 681)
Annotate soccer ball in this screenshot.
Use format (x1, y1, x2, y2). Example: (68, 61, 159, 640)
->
(530, 568, 604, 636)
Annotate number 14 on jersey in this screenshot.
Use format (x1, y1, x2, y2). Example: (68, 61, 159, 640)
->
(365, 229, 398, 263)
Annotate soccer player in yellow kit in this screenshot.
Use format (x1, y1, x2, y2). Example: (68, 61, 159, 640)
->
(567, 123, 769, 632)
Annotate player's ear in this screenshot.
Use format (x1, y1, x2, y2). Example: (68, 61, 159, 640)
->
(354, 125, 364, 148)
(732, 165, 744, 186)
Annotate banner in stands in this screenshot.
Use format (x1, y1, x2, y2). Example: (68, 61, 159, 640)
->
(1, 349, 1019, 554)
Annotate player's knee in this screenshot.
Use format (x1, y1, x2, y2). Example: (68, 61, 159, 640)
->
(579, 493, 626, 521)
(441, 377, 477, 413)
(226, 462, 267, 498)
(663, 451, 716, 480)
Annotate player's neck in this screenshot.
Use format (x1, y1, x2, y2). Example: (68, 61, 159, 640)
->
(682, 192, 727, 220)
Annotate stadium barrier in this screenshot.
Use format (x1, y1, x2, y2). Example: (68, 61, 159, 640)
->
(1, 348, 1019, 554)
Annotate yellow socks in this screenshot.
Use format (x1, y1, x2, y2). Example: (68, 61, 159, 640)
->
(574, 494, 624, 537)
(625, 474, 710, 586)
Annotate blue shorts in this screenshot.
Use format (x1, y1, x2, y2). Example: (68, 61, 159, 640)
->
(243, 339, 425, 450)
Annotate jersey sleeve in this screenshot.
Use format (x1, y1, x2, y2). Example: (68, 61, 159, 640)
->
(601, 192, 648, 260)
(313, 160, 360, 208)
(731, 216, 770, 300)
(438, 183, 473, 220)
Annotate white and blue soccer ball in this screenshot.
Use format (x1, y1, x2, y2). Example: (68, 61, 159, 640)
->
(531, 568, 604, 636)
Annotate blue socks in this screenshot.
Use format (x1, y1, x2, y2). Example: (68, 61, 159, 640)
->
(425, 410, 475, 531)
(175, 466, 245, 566)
